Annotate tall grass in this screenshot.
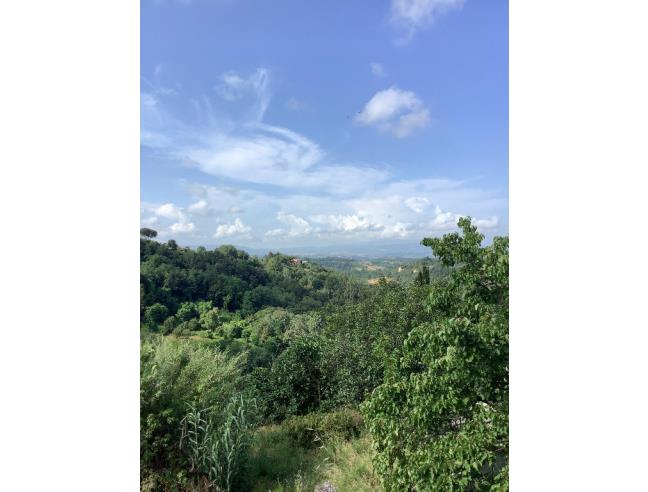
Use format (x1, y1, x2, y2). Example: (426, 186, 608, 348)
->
(322, 436, 382, 492)
(180, 395, 257, 491)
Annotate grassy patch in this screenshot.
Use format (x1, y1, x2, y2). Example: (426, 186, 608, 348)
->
(322, 436, 382, 492)
(247, 415, 382, 492)
(248, 425, 324, 491)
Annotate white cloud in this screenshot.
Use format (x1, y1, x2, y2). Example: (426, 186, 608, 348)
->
(213, 218, 252, 239)
(404, 196, 431, 213)
(272, 211, 313, 237)
(142, 67, 394, 194)
(170, 221, 196, 234)
(472, 216, 499, 229)
(154, 203, 184, 220)
(356, 87, 430, 137)
(215, 68, 270, 121)
(390, 0, 464, 44)
(152, 179, 504, 245)
(188, 199, 208, 213)
(427, 205, 462, 230)
(381, 222, 413, 238)
(370, 62, 386, 77)
(310, 214, 378, 233)
(142, 216, 158, 226)
(141, 67, 507, 247)
(425, 206, 498, 232)
(142, 91, 390, 193)
(265, 228, 284, 237)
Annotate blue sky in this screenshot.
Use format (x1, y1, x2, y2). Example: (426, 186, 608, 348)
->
(141, 0, 508, 252)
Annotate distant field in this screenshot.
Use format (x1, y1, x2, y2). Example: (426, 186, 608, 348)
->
(307, 256, 450, 284)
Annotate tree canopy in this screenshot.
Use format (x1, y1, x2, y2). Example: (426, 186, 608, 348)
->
(362, 218, 509, 491)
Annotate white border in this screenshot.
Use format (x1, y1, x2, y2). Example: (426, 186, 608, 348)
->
(1, 1, 648, 490)
(511, 0, 648, 489)
(0, 1, 139, 490)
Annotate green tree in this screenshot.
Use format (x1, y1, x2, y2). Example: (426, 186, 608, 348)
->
(320, 282, 430, 410)
(415, 264, 430, 286)
(362, 218, 509, 491)
(140, 227, 158, 239)
(144, 303, 169, 326)
(256, 334, 324, 421)
(176, 301, 199, 322)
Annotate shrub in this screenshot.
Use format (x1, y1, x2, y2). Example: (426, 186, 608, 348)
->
(144, 303, 169, 327)
(256, 334, 324, 421)
(283, 408, 364, 449)
(161, 315, 177, 335)
(140, 337, 245, 480)
(176, 301, 199, 322)
(173, 318, 200, 336)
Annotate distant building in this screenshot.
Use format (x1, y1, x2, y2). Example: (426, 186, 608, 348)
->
(289, 258, 302, 266)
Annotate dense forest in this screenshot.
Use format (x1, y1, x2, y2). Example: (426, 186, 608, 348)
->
(140, 218, 509, 491)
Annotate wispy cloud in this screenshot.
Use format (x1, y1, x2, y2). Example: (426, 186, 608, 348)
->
(370, 62, 387, 78)
(356, 87, 430, 138)
(215, 68, 270, 121)
(142, 73, 391, 193)
(286, 97, 308, 111)
(390, 0, 464, 44)
(141, 67, 505, 244)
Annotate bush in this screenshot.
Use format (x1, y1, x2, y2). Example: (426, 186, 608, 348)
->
(283, 408, 364, 449)
(161, 315, 177, 335)
(140, 337, 245, 481)
(176, 301, 199, 322)
(172, 319, 201, 336)
(256, 334, 324, 421)
(144, 303, 169, 326)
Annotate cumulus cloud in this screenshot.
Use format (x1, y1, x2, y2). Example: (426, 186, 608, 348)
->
(170, 221, 196, 234)
(154, 203, 184, 220)
(310, 214, 378, 233)
(370, 62, 387, 77)
(425, 206, 498, 232)
(213, 218, 252, 239)
(141, 67, 506, 246)
(265, 212, 315, 238)
(356, 87, 430, 137)
(277, 212, 313, 237)
(143, 202, 196, 235)
(381, 222, 413, 238)
(390, 0, 464, 44)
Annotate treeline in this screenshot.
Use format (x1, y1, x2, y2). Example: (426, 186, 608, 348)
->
(140, 239, 356, 327)
(310, 256, 449, 284)
(140, 218, 508, 491)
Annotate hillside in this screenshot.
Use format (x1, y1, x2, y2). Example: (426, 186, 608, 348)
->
(140, 219, 509, 491)
(307, 256, 451, 284)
